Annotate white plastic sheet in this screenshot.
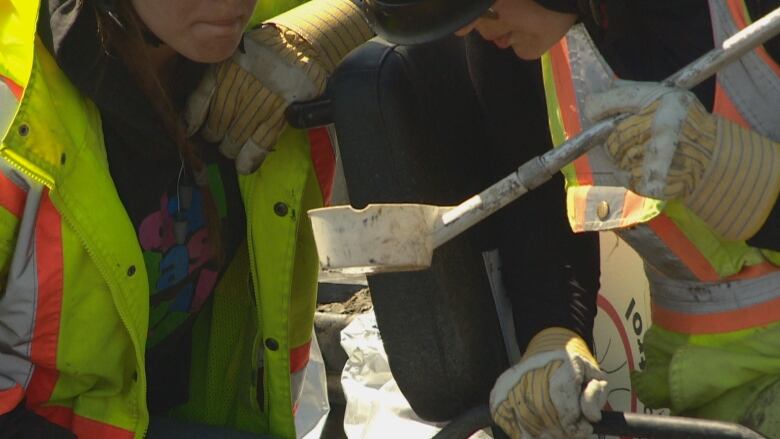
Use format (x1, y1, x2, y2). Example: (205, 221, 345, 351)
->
(340, 311, 491, 439)
(336, 234, 666, 439)
(295, 330, 330, 439)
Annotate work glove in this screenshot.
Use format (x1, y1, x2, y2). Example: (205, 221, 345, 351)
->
(490, 327, 607, 439)
(185, 0, 373, 174)
(585, 80, 780, 241)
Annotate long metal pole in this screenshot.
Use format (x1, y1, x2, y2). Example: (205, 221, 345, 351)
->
(432, 7, 780, 248)
(432, 407, 766, 439)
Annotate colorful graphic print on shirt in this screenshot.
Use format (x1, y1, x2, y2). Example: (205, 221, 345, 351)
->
(139, 167, 227, 348)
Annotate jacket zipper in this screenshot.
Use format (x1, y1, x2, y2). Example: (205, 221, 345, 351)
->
(1, 152, 150, 438)
(243, 177, 268, 415)
(59, 198, 149, 439)
(0, 150, 52, 188)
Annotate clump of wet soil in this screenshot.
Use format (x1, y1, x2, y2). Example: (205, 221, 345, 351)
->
(317, 288, 372, 315)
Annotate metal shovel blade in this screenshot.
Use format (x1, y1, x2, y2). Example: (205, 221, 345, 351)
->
(308, 203, 451, 274)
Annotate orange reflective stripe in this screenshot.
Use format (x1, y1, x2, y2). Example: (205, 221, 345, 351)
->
(652, 294, 780, 334)
(26, 191, 63, 405)
(566, 186, 591, 232)
(32, 405, 135, 439)
(549, 41, 581, 140)
(549, 40, 593, 186)
(643, 177, 777, 284)
(307, 127, 335, 206)
(26, 368, 58, 407)
(713, 88, 751, 129)
(620, 190, 645, 227)
(31, 190, 62, 369)
(0, 170, 25, 217)
(290, 340, 311, 413)
(647, 214, 720, 282)
(72, 413, 135, 439)
(0, 384, 24, 414)
(290, 339, 311, 373)
(0, 75, 23, 101)
(573, 186, 588, 232)
(727, 0, 780, 76)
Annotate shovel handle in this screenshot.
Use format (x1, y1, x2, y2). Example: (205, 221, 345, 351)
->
(432, 6, 780, 249)
(432, 406, 766, 439)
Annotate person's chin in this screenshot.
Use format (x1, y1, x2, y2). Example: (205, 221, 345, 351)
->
(184, 38, 242, 63)
(510, 41, 545, 60)
(501, 32, 548, 60)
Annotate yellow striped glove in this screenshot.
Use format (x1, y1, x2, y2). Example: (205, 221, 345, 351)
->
(185, 0, 373, 174)
(585, 80, 780, 241)
(490, 327, 607, 439)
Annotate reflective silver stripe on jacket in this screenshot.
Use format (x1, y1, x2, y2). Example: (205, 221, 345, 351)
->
(560, 6, 780, 295)
(709, 0, 780, 141)
(564, 4, 780, 189)
(0, 159, 42, 392)
(565, 24, 630, 189)
(0, 81, 18, 143)
(617, 226, 700, 281)
(291, 368, 306, 407)
(562, 26, 701, 281)
(647, 263, 780, 315)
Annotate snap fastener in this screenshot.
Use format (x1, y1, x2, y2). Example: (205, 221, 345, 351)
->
(18, 124, 29, 137)
(60, 153, 67, 165)
(273, 202, 288, 217)
(127, 265, 136, 276)
(131, 371, 138, 382)
(265, 338, 279, 351)
(597, 201, 610, 220)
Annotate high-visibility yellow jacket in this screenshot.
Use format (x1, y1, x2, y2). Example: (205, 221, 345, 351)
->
(540, 0, 780, 428)
(0, 1, 331, 437)
(542, 0, 780, 338)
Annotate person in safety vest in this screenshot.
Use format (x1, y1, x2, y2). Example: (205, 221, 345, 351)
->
(0, 0, 372, 438)
(360, 0, 780, 438)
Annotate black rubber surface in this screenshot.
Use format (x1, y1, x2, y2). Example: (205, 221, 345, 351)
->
(327, 37, 509, 421)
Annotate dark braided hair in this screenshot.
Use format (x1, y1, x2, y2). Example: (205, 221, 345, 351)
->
(93, 0, 226, 265)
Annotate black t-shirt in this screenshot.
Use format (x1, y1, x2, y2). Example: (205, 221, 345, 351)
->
(465, 35, 601, 351)
(103, 124, 246, 413)
(46, 1, 247, 414)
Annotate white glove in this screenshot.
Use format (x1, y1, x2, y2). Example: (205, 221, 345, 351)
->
(585, 80, 780, 240)
(185, 0, 372, 174)
(490, 327, 607, 439)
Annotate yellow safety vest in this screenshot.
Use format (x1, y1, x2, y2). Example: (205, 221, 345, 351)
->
(0, 1, 329, 437)
(541, 0, 780, 335)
